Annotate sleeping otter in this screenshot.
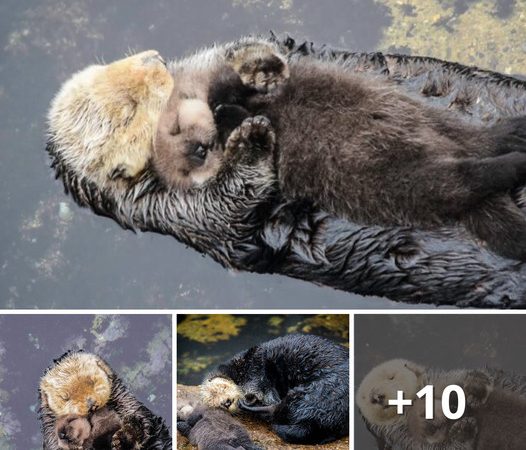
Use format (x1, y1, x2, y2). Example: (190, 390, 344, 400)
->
(201, 334, 349, 444)
(177, 404, 262, 450)
(357, 360, 526, 450)
(153, 44, 526, 261)
(46, 34, 526, 307)
(39, 350, 172, 450)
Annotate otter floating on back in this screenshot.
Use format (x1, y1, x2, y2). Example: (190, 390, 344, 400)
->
(45, 34, 526, 307)
(38, 350, 172, 450)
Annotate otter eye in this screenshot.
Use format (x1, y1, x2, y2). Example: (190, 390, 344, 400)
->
(187, 142, 210, 165)
(193, 144, 208, 160)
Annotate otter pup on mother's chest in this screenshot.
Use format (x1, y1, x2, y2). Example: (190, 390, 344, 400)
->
(154, 45, 526, 261)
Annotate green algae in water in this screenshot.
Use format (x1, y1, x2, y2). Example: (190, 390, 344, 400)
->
(178, 353, 221, 376)
(378, 0, 526, 74)
(287, 314, 349, 340)
(178, 315, 247, 343)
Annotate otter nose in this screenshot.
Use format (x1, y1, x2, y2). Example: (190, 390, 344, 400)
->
(371, 393, 386, 405)
(87, 397, 95, 410)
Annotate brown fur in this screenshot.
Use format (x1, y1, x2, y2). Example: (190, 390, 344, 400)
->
(55, 407, 122, 449)
(177, 405, 262, 450)
(153, 45, 526, 260)
(40, 352, 113, 416)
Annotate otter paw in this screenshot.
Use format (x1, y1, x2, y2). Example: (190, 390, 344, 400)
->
(227, 44, 289, 94)
(111, 417, 144, 450)
(108, 162, 144, 181)
(449, 417, 478, 443)
(225, 116, 275, 156)
(463, 371, 493, 408)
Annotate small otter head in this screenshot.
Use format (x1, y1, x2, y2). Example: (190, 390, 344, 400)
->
(47, 50, 173, 189)
(153, 96, 225, 190)
(356, 359, 424, 427)
(40, 352, 113, 416)
(55, 414, 92, 449)
(200, 376, 243, 413)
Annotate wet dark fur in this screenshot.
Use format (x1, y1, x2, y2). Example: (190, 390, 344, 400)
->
(177, 406, 262, 450)
(46, 35, 526, 307)
(39, 350, 172, 450)
(206, 334, 349, 444)
(207, 56, 526, 261)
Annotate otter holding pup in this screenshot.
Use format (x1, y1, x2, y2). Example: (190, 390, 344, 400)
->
(39, 351, 171, 450)
(152, 42, 526, 261)
(199, 334, 349, 445)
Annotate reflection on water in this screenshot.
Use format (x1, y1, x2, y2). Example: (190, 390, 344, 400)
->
(0, 0, 524, 309)
(0, 314, 172, 449)
(177, 314, 349, 385)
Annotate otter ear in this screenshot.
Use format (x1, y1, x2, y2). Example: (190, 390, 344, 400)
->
(404, 361, 424, 379)
(95, 359, 114, 379)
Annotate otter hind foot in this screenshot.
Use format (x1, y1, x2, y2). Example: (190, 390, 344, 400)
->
(227, 43, 289, 94)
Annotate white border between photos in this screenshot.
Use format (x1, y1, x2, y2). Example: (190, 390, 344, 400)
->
(1, 308, 522, 449)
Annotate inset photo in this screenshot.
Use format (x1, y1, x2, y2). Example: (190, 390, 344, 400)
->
(176, 314, 350, 449)
(355, 314, 526, 449)
(0, 314, 172, 449)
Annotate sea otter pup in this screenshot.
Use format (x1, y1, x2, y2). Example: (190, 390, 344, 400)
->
(177, 404, 263, 450)
(55, 407, 130, 449)
(201, 334, 349, 444)
(153, 44, 526, 261)
(39, 350, 172, 450)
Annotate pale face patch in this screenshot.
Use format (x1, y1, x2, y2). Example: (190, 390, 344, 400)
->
(40, 353, 113, 416)
(200, 377, 243, 413)
(357, 359, 423, 426)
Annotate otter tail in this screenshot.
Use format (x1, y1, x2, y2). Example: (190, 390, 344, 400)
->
(463, 195, 526, 261)
(487, 116, 526, 155)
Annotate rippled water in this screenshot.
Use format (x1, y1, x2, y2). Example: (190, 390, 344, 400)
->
(1, 0, 524, 309)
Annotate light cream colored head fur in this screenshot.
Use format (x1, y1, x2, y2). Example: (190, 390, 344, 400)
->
(47, 50, 173, 189)
(40, 352, 113, 416)
(356, 359, 425, 426)
(200, 376, 243, 413)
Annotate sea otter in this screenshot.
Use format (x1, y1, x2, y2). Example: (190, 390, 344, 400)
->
(201, 334, 349, 445)
(177, 404, 263, 450)
(45, 34, 526, 307)
(153, 44, 526, 261)
(357, 360, 526, 450)
(38, 350, 172, 450)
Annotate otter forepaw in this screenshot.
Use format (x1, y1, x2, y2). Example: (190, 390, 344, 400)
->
(463, 370, 493, 408)
(227, 44, 289, 94)
(449, 417, 478, 443)
(108, 162, 144, 181)
(225, 116, 275, 157)
(111, 417, 144, 450)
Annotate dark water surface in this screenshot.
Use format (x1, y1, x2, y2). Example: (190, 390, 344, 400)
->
(1, 0, 524, 309)
(0, 314, 172, 449)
